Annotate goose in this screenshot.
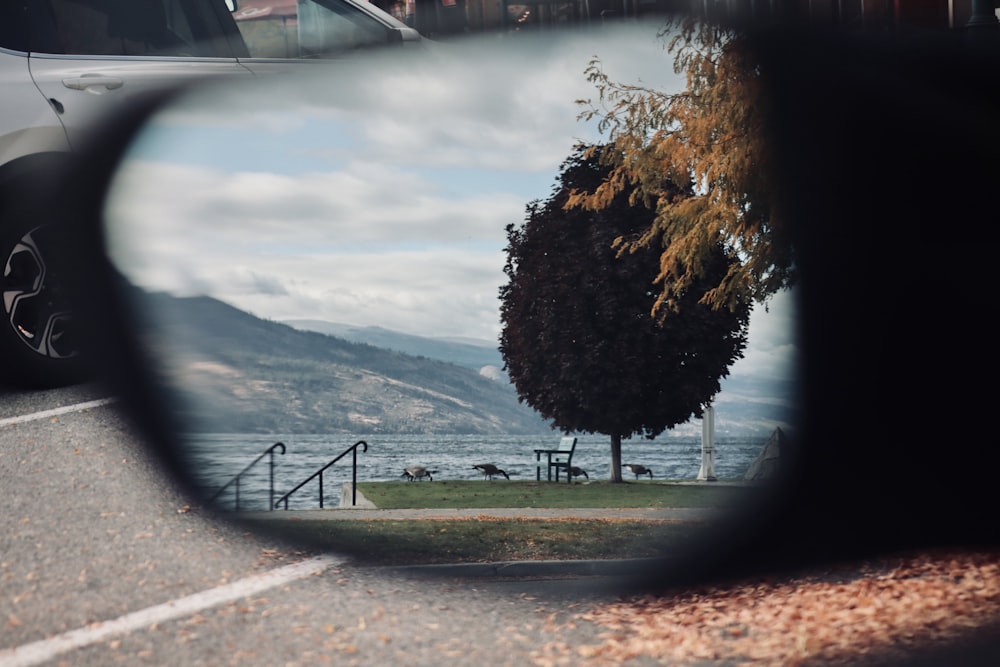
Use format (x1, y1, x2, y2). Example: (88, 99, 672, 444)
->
(569, 466, 588, 480)
(401, 465, 435, 481)
(472, 463, 509, 480)
(622, 463, 653, 480)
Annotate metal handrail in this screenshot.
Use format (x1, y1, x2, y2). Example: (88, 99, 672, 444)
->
(274, 440, 368, 510)
(208, 442, 286, 511)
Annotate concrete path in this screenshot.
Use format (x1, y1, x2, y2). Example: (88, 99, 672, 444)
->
(239, 506, 721, 521)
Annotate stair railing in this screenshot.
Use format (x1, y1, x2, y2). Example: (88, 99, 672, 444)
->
(208, 442, 286, 511)
(274, 440, 368, 510)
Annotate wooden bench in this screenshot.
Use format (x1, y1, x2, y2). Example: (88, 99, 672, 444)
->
(534, 436, 577, 483)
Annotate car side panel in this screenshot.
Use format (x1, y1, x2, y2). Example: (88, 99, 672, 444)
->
(28, 56, 253, 152)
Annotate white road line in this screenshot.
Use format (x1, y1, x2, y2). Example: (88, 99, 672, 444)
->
(0, 555, 342, 667)
(0, 398, 118, 428)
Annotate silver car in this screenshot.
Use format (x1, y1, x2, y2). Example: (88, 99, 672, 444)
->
(0, 0, 422, 388)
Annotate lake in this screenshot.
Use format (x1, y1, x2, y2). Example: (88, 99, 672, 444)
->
(183, 432, 771, 511)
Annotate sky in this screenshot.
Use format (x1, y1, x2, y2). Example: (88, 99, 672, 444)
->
(104, 21, 797, 388)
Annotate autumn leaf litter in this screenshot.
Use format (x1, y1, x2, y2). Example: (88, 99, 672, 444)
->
(531, 549, 1000, 666)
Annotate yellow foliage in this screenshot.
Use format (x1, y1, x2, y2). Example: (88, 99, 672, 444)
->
(572, 18, 793, 318)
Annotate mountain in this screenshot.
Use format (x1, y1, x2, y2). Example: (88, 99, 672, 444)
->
(706, 374, 797, 438)
(135, 294, 795, 437)
(136, 293, 549, 435)
(283, 318, 797, 438)
(281, 319, 505, 373)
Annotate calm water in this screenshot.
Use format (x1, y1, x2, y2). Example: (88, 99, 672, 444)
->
(183, 433, 768, 511)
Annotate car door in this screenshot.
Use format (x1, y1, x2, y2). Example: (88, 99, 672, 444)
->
(26, 0, 254, 152)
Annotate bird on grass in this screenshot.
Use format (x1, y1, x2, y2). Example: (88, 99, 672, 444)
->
(472, 463, 509, 480)
(401, 465, 436, 481)
(569, 466, 588, 480)
(622, 464, 653, 480)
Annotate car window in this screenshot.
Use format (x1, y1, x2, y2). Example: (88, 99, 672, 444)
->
(0, 3, 30, 52)
(233, 0, 391, 59)
(38, 0, 236, 57)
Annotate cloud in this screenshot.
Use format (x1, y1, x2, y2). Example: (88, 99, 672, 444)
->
(106, 159, 511, 340)
(104, 22, 796, 377)
(729, 289, 799, 380)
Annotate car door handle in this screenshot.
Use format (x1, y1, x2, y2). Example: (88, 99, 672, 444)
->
(62, 76, 125, 92)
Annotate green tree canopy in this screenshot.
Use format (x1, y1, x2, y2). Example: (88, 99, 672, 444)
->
(499, 146, 750, 482)
(569, 19, 794, 318)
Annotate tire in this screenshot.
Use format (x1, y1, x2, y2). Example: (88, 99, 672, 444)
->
(0, 210, 92, 389)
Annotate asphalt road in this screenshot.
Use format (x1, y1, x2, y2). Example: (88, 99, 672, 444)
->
(0, 382, 656, 667)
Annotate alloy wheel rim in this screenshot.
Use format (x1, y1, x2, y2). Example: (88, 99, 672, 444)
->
(2, 226, 77, 359)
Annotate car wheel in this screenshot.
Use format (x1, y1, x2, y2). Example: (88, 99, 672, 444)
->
(0, 214, 91, 388)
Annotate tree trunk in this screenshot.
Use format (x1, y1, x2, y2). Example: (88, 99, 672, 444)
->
(609, 432, 623, 483)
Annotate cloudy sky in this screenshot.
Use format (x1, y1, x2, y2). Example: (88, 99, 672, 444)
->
(105, 21, 797, 385)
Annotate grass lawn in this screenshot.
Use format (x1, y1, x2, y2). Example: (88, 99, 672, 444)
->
(245, 517, 706, 565)
(355, 479, 753, 509)
(239, 481, 756, 565)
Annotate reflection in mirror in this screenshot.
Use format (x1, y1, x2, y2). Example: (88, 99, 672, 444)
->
(233, 0, 418, 57)
(103, 21, 798, 563)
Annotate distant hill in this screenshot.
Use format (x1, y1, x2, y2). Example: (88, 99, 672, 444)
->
(136, 293, 549, 435)
(281, 319, 505, 373)
(710, 373, 798, 438)
(135, 294, 795, 437)
(283, 319, 797, 437)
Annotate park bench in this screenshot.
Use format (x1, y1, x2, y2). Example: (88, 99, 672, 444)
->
(534, 436, 577, 483)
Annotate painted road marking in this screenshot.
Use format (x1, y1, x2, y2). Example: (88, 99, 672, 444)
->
(0, 398, 118, 428)
(0, 555, 342, 667)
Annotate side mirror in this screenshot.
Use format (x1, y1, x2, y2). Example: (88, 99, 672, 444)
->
(52, 20, 1000, 591)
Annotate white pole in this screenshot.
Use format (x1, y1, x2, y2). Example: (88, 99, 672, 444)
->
(698, 405, 717, 482)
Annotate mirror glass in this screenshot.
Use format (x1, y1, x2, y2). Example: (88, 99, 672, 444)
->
(102, 21, 798, 560)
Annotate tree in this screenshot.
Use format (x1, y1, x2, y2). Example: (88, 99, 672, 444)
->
(499, 146, 750, 482)
(568, 18, 794, 318)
